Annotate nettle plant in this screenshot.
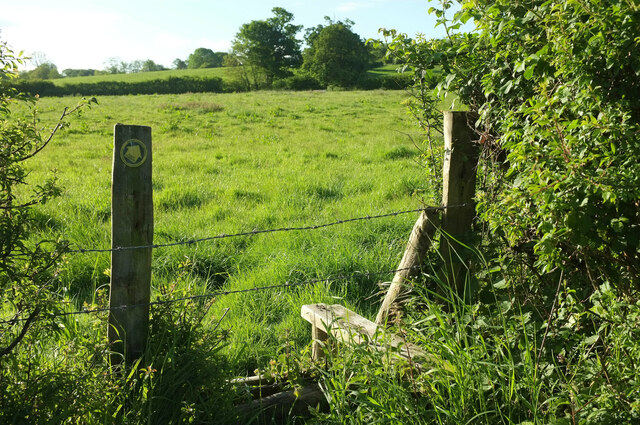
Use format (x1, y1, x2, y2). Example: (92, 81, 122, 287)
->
(388, 0, 640, 293)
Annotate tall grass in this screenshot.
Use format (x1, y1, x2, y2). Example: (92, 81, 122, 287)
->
(311, 253, 549, 424)
(310, 235, 640, 424)
(20, 89, 432, 375)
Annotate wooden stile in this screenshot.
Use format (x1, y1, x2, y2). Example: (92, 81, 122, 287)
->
(375, 111, 479, 324)
(302, 303, 429, 363)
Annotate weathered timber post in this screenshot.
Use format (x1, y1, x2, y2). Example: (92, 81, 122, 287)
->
(439, 111, 479, 299)
(375, 111, 479, 324)
(375, 209, 439, 325)
(109, 124, 153, 366)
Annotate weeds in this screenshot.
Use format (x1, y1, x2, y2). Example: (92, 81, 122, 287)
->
(311, 245, 640, 424)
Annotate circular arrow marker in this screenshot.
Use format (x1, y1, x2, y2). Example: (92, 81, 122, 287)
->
(120, 139, 147, 167)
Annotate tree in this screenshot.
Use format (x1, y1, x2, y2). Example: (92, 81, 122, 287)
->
(187, 48, 225, 69)
(104, 57, 125, 74)
(29, 51, 49, 67)
(230, 7, 302, 86)
(303, 20, 370, 87)
(141, 59, 166, 72)
(128, 60, 144, 73)
(22, 62, 61, 80)
(172, 58, 187, 70)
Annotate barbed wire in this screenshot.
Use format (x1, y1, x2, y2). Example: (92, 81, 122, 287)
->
(68, 204, 467, 254)
(2, 203, 471, 325)
(0, 266, 420, 325)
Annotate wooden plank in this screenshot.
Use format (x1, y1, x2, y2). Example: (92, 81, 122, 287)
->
(311, 321, 328, 362)
(236, 383, 327, 422)
(109, 124, 153, 366)
(301, 304, 429, 362)
(375, 209, 440, 325)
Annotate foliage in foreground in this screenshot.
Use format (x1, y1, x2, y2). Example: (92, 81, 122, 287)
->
(1, 40, 237, 424)
(0, 40, 91, 362)
(311, 0, 640, 424)
(0, 285, 236, 424)
(414, 0, 638, 290)
(313, 267, 640, 424)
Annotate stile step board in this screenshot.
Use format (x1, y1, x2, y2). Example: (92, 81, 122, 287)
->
(300, 303, 429, 363)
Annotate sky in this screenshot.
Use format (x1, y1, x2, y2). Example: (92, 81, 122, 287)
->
(0, 0, 455, 71)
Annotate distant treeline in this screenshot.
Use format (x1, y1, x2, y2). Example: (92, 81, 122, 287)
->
(10, 72, 418, 97)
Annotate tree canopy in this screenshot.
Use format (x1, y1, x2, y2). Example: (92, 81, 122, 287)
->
(172, 58, 187, 70)
(187, 48, 226, 69)
(0, 40, 95, 362)
(303, 20, 370, 87)
(230, 7, 302, 86)
(21, 62, 60, 80)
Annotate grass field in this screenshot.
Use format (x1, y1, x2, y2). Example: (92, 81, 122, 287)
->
(25, 89, 441, 374)
(54, 66, 237, 85)
(51, 65, 403, 87)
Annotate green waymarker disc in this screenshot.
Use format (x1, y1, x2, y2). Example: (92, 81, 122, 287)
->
(120, 139, 147, 168)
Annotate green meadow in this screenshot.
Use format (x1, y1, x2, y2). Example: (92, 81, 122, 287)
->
(54, 65, 402, 86)
(26, 89, 439, 373)
(54, 67, 236, 85)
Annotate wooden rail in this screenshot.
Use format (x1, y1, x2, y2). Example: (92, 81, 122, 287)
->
(301, 303, 429, 363)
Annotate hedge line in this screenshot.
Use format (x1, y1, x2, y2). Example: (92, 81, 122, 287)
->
(10, 76, 231, 97)
(11, 73, 420, 97)
(355, 73, 416, 90)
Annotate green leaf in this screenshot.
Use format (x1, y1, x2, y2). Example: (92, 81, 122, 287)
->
(583, 335, 599, 345)
(493, 279, 507, 289)
(524, 65, 535, 80)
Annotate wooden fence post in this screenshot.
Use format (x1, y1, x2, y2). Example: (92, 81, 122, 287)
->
(439, 111, 479, 299)
(109, 124, 153, 366)
(375, 111, 479, 324)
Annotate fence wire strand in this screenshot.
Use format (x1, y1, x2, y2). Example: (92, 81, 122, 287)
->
(2, 203, 471, 325)
(67, 205, 466, 254)
(0, 266, 420, 325)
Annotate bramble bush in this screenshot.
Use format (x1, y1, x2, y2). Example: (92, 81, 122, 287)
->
(382, 0, 639, 327)
(433, 0, 639, 290)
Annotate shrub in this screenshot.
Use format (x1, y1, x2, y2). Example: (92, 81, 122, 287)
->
(272, 74, 323, 91)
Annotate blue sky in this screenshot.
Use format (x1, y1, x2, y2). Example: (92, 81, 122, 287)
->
(0, 0, 455, 71)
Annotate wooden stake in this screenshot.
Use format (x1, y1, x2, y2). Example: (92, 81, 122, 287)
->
(109, 124, 153, 366)
(375, 209, 439, 325)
